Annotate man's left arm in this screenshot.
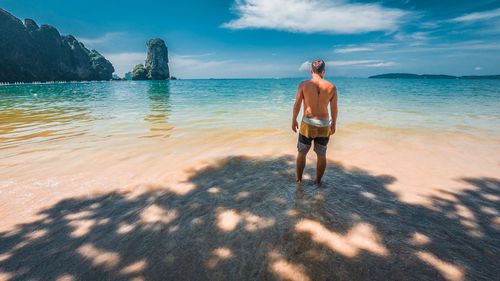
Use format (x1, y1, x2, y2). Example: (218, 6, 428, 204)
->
(329, 86, 338, 135)
(292, 83, 303, 132)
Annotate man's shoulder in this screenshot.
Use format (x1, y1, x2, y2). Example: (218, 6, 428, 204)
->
(298, 79, 310, 88)
(322, 79, 334, 87)
(322, 79, 336, 92)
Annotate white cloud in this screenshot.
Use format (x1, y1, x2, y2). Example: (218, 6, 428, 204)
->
(170, 55, 230, 71)
(475, 66, 482, 71)
(393, 31, 430, 46)
(299, 61, 311, 71)
(327, 60, 381, 66)
(450, 8, 500, 23)
(103, 52, 299, 78)
(332, 40, 500, 57)
(222, 0, 409, 34)
(333, 47, 374, 53)
(300, 60, 398, 70)
(364, 61, 399, 67)
(103, 52, 146, 76)
(382, 40, 500, 54)
(174, 53, 214, 59)
(420, 22, 439, 29)
(333, 43, 397, 53)
(79, 32, 128, 47)
(172, 58, 296, 78)
(333, 60, 399, 68)
(102, 52, 229, 77)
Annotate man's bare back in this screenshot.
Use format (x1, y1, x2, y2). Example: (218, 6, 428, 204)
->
(300, 78, 336, 121)
(292, 76, 337, 136)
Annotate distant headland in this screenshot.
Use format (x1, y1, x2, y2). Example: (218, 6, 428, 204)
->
(0, 8, 114, 83)
(369, 73, 500, 80)
(0, 8, 174, 83)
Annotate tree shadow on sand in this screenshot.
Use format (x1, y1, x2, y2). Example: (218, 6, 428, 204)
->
(0, 155, 498, 281)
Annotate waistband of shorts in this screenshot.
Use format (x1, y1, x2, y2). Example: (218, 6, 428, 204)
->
(302, 117, 331, 127)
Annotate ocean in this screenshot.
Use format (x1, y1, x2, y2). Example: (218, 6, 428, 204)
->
(1, 78, 499, 150)
(1, 78, 499, 196)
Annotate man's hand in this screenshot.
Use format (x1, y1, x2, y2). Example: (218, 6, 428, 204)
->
(330, 123, 336, 135)
(292, 120, 299, 133)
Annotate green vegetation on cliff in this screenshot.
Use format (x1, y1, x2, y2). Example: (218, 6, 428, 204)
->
(131, 64, 148, 80)
(130, 38, 170, 80)
(0, 8, 114, 83)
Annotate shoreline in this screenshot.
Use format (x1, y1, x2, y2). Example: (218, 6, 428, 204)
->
(2, 126, 498, 227)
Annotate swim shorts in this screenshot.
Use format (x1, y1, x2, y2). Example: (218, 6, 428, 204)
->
(297, 133, 329, 156)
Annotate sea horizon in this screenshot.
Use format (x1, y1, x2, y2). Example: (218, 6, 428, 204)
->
(3, 74, 500, 84)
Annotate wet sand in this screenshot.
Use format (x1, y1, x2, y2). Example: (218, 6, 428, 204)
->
(1, 125, 499, 281)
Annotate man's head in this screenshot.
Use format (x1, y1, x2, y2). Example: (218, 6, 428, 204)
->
(311, 59, 326, 77)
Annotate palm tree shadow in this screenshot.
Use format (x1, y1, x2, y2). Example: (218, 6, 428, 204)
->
(0, 155, 498, 280)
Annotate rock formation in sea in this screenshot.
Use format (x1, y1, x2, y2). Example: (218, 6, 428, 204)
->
(131, 38, 170, 80)
(145, 38, 170, 80)
(132, 64, 148, 80)
(0, 8, 114, 83)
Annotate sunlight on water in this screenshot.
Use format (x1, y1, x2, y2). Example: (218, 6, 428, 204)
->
(1, 78, 499, 158)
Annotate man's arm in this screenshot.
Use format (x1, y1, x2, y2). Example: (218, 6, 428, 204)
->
(329, 86, 338, 135)
(292, 83, 304, 132)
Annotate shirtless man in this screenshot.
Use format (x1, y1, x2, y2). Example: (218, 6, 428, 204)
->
(292, 59, 338, 185)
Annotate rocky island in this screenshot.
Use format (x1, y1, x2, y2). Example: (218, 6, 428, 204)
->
(132, 38, 170, 80)
(0, 8, 114, 83)
(369, 73, 500, 79)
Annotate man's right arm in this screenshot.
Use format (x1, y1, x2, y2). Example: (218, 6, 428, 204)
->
(329, 86, 338, 135)
(292, 83, 304, 132)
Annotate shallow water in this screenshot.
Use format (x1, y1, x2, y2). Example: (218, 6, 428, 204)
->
(0, 78, 499, 189)
(1, 78, 499, 190)
(1, 78, 500, 151)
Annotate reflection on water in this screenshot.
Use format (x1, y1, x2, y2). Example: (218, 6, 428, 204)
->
(0, 84, 93, 150)
(143, 81, 174, 139)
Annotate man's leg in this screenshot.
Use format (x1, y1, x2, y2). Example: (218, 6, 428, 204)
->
(296, 134, 312, 182)
(296, 152, 307, 182)
(315, 155, 326, 185)
(313, 137, 329, 185)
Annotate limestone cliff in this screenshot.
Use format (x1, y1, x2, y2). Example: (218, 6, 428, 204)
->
(145, 38, 170, 80)
(0, 8, 114, 83)
(132, 38, 170, 80)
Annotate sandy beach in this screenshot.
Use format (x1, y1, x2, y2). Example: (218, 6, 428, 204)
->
(1, 119, 499, 280)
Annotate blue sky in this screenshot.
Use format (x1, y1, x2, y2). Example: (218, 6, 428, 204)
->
(2, 0, 500, 78)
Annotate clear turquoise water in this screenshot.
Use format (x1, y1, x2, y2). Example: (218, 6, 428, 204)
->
(1, 78, 500, 150)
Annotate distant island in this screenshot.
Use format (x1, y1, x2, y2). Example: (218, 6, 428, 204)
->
(369, 73, 500, 80)
(130, 38, 171, 80)
(0, 8, 114, 83)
